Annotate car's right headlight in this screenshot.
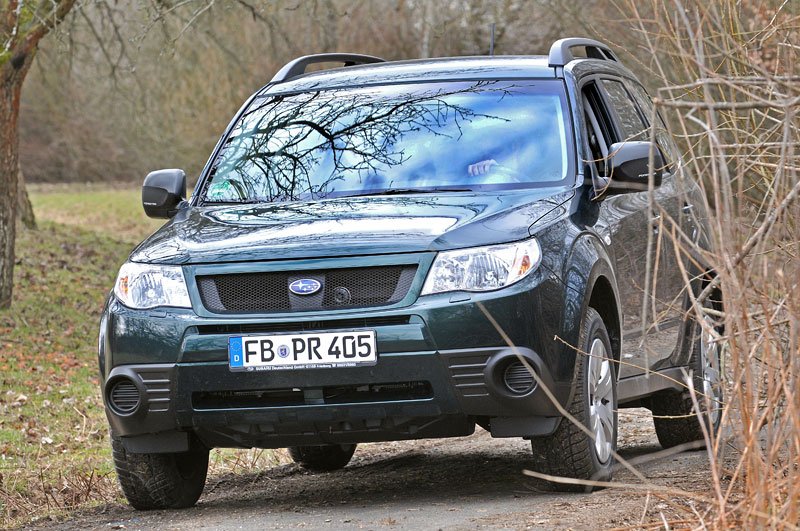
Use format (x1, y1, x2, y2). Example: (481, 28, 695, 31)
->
(421, 238, 541, 296)
(113, 262, 191, 309)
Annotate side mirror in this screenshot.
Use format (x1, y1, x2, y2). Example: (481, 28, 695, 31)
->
(142, 169, 187, 219)
(598, 141, 665, 195)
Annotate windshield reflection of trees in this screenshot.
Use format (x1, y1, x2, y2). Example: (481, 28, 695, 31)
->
(202, 81, 519, 203)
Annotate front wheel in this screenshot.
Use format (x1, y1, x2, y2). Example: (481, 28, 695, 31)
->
(288, 443, 357, 471)
(111, 436, 209, 510)
(529, 307, 617, 492)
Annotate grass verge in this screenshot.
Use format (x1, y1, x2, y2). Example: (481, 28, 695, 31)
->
(0, 187, 281, 527)
(0, 219, 127, 526)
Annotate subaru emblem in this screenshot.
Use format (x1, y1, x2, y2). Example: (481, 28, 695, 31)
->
(289, 278, 322, 296)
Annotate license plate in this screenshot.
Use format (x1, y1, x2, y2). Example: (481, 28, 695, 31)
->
(228, 330, 377, 371)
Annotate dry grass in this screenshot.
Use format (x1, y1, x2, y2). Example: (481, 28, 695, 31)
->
(486, 2, 799, 528)
(596, 1, 799, 527)
(643, 2, 798, 527)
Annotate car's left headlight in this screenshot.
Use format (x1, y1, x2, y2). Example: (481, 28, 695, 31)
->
(113, 262, 192, 309)
(421, 238, 542, 296)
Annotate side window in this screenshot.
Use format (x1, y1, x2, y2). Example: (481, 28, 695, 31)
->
(581, 82, 615, 177)
(626, 81, 680, 165)
(600, 79, 648, 142)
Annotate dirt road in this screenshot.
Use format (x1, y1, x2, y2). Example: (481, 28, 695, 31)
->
(35, 409, 716, 530)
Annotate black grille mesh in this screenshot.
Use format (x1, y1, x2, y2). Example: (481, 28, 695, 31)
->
(193, 381, 432, 410)
(197, 265, 417, 314)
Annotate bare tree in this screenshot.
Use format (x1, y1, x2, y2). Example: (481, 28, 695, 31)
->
(0, 1, 76, 308)
(1, 0, 255, 308)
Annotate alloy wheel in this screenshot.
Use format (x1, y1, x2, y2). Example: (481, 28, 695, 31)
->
(700, 315, 723, 426)
(587, 338, 614, 464)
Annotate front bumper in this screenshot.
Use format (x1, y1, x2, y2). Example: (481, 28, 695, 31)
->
(99, 265, 574, 452)
(104, 345, 560, 452)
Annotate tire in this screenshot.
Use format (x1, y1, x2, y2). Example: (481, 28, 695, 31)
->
(111, 435, 209, 510)
(651, 305, 723, 449)
(529, 307, 617, 492)
(288, 444, 357, 471)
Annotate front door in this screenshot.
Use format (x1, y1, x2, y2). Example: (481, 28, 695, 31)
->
(581, 78, 684, 378)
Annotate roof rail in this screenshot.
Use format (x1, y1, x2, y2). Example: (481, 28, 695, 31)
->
(548, 38, 618, 67)
(271, 53, 386, 83)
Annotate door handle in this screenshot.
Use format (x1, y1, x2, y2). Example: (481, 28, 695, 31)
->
(651, 214, 661, 234)
(683, 203, 698, 240)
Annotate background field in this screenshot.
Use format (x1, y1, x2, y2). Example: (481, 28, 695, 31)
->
(0, 187, 285, 527)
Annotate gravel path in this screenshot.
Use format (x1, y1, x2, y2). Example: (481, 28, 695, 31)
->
(33, 408, 716, 530)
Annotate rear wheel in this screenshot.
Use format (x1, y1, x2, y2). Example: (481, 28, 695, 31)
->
(529, 307, 617, 491)
(111, 436, 208, 510)
(288, 443, 357, 471)
(651, 306, 723, 449)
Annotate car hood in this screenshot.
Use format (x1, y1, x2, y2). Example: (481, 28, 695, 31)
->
(129, 190, 573, 264)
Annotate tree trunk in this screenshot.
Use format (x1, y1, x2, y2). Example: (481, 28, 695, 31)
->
(420, 0, 432, 58)
(317, 0, 339, 51)
(0, 53, 35, 309)
(0, 0, 90, 308)
(17, 166, 36, 230)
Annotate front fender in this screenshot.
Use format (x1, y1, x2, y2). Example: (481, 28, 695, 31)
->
(559, 231, 621, 375)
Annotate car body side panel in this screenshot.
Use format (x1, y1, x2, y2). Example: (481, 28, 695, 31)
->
(546, 191, 622, 389)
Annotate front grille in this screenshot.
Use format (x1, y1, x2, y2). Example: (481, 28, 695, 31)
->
(197, 265, 417, 314)
(193, 381, 432, 410)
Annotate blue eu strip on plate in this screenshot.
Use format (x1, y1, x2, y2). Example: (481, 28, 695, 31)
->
(228, 337, 244, 368)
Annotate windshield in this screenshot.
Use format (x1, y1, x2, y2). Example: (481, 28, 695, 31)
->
(200, 80, 572, 204)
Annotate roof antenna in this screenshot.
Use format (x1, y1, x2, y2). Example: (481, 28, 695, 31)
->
(489, 23, 496, 56)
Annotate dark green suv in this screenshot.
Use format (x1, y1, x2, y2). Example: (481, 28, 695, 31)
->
(100, 38, 723, 509)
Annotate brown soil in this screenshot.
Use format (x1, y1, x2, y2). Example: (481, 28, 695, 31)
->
(29, 408, 720, 530)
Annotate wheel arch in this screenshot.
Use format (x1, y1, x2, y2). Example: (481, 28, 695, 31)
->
(701, 268, 724, 312)
(669, 266, 724, 369)
(587, 275, 621, 366)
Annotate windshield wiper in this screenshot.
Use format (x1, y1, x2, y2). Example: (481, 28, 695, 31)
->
(350, 187, 474, 197)
(202, 199, 262, 205)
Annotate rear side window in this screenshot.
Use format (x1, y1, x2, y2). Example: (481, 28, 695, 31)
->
(626, 82, 680, 164)
(600, 79, 647, 141)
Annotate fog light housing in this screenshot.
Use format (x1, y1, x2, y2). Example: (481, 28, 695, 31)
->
(503, 361, 536, 394)
(108, 377, 141, 415)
